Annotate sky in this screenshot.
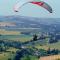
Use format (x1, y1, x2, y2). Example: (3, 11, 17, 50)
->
(0, 0, 60, 18)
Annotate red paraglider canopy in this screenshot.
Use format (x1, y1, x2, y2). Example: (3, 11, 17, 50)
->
(31, 2, 44, 6)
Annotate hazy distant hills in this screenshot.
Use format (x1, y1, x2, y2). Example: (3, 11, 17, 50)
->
(0, 16, 60, 24)
(0, 16, 60, 32)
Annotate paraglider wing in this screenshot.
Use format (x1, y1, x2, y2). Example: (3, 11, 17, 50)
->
(14, 0, 52, 13)
(30, 1, 52, 13)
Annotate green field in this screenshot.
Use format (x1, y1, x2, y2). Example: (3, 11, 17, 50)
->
(0, 35, 33, 42)
(0, 47, 18, 60)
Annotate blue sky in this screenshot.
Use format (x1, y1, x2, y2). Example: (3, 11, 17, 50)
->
(0, 0, 60, 18)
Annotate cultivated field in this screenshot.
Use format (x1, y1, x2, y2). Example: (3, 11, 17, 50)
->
(0, 29, 20, 35)
(40, 55, 60, 60)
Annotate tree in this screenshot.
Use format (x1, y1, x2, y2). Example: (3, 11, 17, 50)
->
(33, 34, 38, 41)
(8, 58, 11, 60)
(51, 49, 59, 55)
(47, 47, 51, 55)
